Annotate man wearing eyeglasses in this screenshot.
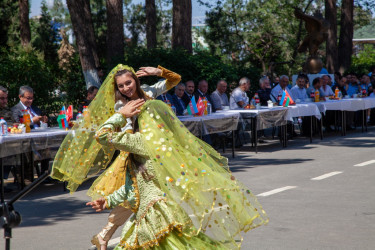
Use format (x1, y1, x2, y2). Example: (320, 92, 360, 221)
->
(11, 86, 51, 183)
(11, 85, 48, 128)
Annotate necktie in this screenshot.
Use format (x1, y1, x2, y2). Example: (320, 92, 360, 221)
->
(27, 107, 34, 118)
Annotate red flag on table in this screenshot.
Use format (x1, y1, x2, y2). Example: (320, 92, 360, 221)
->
(196, 97, 205, 116)
(66, 105, 73, 122)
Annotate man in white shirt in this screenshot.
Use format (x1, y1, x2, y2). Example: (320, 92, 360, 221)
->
(290, 75, 308, 101)
(230, 77, 250, 109)
(320, 75, 334, 97)
(211, 80, 229, 110)
(271, 75, 292, 102)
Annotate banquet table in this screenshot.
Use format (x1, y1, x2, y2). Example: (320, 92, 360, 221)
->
(318, 98, 375, 134)
(178, 112, 240, 158)
(223, 108, 289, 152)
(0, 128, 69, 159)
(0, 128, 69, 189)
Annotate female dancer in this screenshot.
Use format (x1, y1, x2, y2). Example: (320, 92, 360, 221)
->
(85, 69, 268, 248)
(52, 65, 181, 249)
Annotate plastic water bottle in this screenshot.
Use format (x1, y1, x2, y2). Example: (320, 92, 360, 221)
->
(207, 101, 212, 115)
(171, 105, 176, 115)
(338, 91, 342, 99)
(76, 111, 83, 124)
(0, 117, 8, 136)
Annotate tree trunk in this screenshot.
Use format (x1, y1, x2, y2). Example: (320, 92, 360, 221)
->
(146, 0, 157, 49)
(172, 0, 192, 53)
(338, 0, 354, 74)
(19, 0, 31, 47)
(106, 0, 124, 69)
(325, 0, 338, 73)
(66, 0, 101, 89)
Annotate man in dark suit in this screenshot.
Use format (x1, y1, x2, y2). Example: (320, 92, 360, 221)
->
(156, 92, 173, 103)
(170, 83, 186, 116)
(11, 86, 48, 128)
(11, 86, 49, 180)
(194, 79, 216, 112)
(182, 80, 195, 106)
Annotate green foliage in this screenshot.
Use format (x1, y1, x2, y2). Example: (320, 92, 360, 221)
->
(202, 0, 313, 75)
(91, 0, 107, 61)
(0, 48, 61, 116)
(0, 0, 18, 47)
(31, 1, 60, 63)
(124, 2, 146, 47)
(123, 0, 172, 48)
(0, 47, 86, 122)
(348, 44, 375, 75)
(58, 54, 87, 108)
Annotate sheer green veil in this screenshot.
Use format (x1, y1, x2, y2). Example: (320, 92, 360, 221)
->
(138, 100, 268, 248)
(51, 64, 136, 192)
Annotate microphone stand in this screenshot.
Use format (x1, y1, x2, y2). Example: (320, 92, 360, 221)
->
(0, 158, 50, 250)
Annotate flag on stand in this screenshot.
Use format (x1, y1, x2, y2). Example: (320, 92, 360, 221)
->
(57, 106, 69, 128)
(279, 91, 295, 107)
(59, 105, 66, 115)
(196, 97, 205, 116)
(187, 96, 199, 115)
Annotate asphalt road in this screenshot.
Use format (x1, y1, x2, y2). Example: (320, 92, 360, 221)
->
(1, 127, 374, 250)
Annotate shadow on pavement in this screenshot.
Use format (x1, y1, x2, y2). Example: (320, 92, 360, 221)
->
(229, 158, 313, 172)
(3, 177, 108, 228)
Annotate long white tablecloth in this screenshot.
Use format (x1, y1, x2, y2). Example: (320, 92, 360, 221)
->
(286, 103, 322, 121)
(2, 98, 374, 158)
(0, 128, 69, 158)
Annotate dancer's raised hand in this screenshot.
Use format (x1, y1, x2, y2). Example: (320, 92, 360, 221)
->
(135, 67, 162, 78)
(86, 198, 107, 212)
(118, 99, 145, 118)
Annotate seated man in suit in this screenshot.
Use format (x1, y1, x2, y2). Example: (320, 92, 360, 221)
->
(194, 79, 216, 112)
(156, 91, 173, 103)
(170, 83, 187, 116)
(11, 86, 49, 180)
(11, 85, 48, 128)
(182, 80, 195, 106)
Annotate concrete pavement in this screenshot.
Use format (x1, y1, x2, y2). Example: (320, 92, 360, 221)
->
(1, 127, 375, 249)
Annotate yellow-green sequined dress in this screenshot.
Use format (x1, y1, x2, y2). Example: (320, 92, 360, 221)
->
(95, 100, 268, 249)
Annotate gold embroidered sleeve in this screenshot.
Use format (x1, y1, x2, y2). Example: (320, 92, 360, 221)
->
(95, 113, 127, 147)
(158, 65, 181, 90)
